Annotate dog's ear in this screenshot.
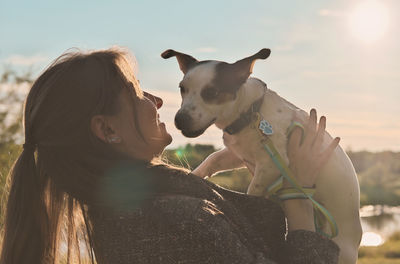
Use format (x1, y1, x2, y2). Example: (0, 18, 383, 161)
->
(161, 49, 198, 74)
(231, 48, 271, 82)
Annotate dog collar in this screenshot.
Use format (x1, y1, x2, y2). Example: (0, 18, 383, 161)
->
(224, 94, 265, 135)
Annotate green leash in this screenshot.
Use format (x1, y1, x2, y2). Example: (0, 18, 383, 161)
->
(253, 113, 338, 239)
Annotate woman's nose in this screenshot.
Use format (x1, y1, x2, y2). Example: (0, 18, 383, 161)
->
(144, 91, 163, 109)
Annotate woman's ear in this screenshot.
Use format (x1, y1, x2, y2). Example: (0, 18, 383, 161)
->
(90, 115, 120, 143)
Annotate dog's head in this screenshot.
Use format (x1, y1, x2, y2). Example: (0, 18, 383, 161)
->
(161, 48, 270, 137)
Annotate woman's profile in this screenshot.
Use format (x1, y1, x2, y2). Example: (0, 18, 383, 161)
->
(1, 47, 340, 264)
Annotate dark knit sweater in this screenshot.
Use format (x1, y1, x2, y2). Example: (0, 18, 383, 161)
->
(88, 162, 339, 264)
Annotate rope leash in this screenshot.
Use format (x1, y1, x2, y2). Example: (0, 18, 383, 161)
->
(253, 113, 338, 238)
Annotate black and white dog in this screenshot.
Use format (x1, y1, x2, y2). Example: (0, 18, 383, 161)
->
(162, 48, 362, 264)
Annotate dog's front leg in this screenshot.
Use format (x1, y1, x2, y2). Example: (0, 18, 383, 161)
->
(247, 162, 280, 196)
(192, 147, 245, 178)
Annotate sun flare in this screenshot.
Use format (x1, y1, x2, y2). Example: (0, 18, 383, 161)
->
(348, 0, 389, 44)
(361, 232, 384, 247)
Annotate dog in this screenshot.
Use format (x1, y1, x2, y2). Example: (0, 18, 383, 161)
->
(161, 48, 362, 264)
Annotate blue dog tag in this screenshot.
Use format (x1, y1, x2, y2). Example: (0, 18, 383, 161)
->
(259, 119, 273, 135)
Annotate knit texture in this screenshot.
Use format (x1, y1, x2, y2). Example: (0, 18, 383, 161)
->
(88, 162, 339, 264)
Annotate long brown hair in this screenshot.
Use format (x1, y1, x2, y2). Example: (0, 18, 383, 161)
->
(1, 48, 142, 264)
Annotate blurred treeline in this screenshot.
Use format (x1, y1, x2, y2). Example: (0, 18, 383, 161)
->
(164, 144, 400, 206)
(348, 151, 400, 206)
(0, 69, 32, 229)
(0, 69, 399, 225)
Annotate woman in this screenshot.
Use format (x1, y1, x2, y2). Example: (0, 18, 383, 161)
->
(0, 48, 340, 264)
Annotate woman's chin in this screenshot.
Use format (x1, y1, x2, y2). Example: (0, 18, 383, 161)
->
(165, 133, 173, 146)
(160, 123, 172, 146)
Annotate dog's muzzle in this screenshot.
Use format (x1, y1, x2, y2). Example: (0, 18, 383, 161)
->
(175, 112, 192, 131)
(175, 112, 216, 138)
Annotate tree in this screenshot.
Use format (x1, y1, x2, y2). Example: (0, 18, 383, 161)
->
(348, 151, 400, 206)
(0, 69, 31, 227)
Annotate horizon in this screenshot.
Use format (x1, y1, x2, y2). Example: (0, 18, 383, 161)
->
(1, 0, 399, 151)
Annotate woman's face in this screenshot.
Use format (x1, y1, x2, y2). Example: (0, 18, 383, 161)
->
(107, 88, 172, 161)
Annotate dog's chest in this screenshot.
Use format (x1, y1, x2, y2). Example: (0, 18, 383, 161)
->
(223, 124, 289, 166)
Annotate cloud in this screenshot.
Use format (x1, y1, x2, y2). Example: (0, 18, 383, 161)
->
(318, 9, 346, 17)
(272, 23, 317, 53)
(4, 54, 48, 66)
(274, 44, 293, 51)
(195, 47, 217, 53)
(273, 8, 347, 53)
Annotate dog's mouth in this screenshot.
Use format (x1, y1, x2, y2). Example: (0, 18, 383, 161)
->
(181, 128, 207, 138)
(179, 118, 216, 138)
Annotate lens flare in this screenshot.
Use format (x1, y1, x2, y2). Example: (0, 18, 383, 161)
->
(175, 149, 184, 158)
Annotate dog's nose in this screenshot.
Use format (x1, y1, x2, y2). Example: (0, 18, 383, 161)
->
(175, 112, 192, 130)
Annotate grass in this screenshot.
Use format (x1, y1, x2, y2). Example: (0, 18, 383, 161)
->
(358, 232, 400, 263)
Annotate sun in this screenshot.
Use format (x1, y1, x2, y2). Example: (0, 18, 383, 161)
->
(348, 0, 390, 44)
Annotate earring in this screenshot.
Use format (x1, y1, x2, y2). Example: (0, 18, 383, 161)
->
(107, 136, 121, 143)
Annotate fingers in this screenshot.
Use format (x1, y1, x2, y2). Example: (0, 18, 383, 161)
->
(287, 127, 302, 159)
(319, 137, 340, 166)
(312, 116, 326, 151)
(302, 109, 318, 148)
(309, 109, 317, 132)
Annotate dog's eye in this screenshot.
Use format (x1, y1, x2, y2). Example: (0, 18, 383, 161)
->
(179, 85, 186, 94)
(211, 89, 219, 96)
(202, 88, 219, 100)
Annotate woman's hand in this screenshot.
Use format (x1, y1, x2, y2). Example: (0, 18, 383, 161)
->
(283, 108, 340, 232)
(286, 108, 340, 188)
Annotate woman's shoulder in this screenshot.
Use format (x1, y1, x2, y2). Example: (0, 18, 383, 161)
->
(89, 193, 273, 264)
(89, 193, 222, 226)
(147, 194, 223, 217)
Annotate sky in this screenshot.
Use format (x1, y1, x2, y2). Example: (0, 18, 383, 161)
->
(1, 0, 399, 151)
